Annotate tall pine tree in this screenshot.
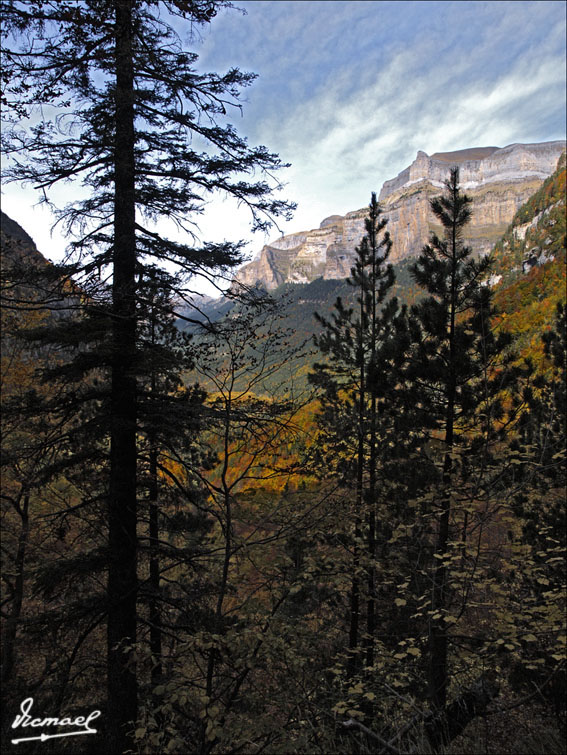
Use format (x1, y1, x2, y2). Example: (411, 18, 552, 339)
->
(1, 2, 294, 749)
(407, 168, 516, 721)
(309, 193, 409, 678)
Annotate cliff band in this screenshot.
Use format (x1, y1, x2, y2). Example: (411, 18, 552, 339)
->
(235, 141, 566, 290)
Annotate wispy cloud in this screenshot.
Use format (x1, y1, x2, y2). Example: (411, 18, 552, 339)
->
(227, 1, 567, 245)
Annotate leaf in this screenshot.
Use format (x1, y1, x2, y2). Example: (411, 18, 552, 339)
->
(395, 598, 407, 607)
(347, 709, 363, 718)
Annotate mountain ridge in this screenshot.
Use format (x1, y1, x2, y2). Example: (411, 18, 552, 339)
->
(235, 140, 566, 290)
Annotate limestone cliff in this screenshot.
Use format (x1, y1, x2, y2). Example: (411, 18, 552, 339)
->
(235, 141, 566, 290)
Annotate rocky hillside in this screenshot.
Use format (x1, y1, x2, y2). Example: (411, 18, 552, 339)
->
(490, 151, 566, 285)
(489, 151, 566, 359)
(1, 210, 46, 266)
(1, 210, 78, 318)
(235, 141, 565, 290)
(212, 151, 566, 393)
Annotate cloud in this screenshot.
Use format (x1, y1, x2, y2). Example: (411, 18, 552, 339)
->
(238, 1, 566, 250)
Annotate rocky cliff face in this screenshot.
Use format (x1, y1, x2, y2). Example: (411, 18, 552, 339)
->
(1, 210, 44, 264)
(235, 141, 566, 290)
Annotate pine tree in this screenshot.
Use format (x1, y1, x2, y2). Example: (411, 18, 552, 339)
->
(309, 193, 409, 678)
(1, 2, 294, 748)
(407, 168, 516, 718)
(0, 219, 117, 713)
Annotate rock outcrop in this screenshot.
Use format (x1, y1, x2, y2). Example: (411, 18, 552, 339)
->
(235, 141, 566, 290)
(1, 210, 45, 265)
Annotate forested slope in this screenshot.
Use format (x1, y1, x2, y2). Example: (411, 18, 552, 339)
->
(491, 152, 566, 363)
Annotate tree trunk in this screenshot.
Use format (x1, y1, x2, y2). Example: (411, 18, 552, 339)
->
(149, 444, 162, 685)
(347, 278, 366, 680)
(347, 501, 362, 678)
(107, 1, 138, 749)
(424, 674, 499, 750)
(366, 224, 378, 670)
(428, 440, 452, 710)
(149, 303, 162, 685)
(428, 216, 458, 711)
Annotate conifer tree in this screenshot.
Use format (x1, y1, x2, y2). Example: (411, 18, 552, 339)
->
(0, 225, 64, 695)
(1, 2, 294, 749)
(407, 168, 516, 717)
(135, 265, 210, 688)
(309, 193, 409, 677)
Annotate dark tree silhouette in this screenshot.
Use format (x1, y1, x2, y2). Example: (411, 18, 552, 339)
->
(407, 168, 515, 715)
(309, 193, 409, 678)
(1, 2, 294, 749)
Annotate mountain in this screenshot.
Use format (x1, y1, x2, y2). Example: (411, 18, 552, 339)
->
(1, 210, 47, 267)
(490, 151, 566, 286)
(1, 210, 81, 319)
(235, 141, 566, 290)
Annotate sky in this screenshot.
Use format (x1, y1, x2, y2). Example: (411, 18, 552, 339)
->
(2, 0, 566, 295)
